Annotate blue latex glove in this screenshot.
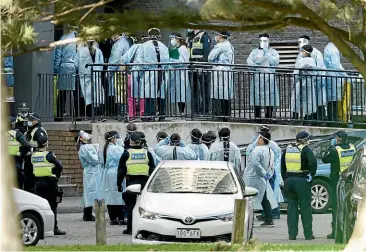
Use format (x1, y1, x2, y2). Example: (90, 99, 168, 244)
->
(264, 172, 271, 180)
(306, 174, 313, 182)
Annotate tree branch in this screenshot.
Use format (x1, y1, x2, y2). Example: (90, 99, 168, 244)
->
(77, 0, 108, 25)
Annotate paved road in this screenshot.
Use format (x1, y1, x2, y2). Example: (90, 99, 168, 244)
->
(38, 213, 335, 246)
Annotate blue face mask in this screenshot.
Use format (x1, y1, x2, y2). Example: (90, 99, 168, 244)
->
(116, 138, 123, 147)
(331, 138, 337, 146)
(27, 121, 33, 127)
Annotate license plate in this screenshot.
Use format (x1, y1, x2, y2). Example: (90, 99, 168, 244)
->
(175, 229, 201, 239)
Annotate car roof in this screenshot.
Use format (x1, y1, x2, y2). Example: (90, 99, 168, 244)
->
(158, 160, 233, 170)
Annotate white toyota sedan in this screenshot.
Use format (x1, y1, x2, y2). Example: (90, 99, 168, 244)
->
(129, 160, 257, 244)
(13, 188, 55, 246)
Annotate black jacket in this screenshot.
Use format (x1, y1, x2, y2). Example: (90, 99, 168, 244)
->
(117, 146, 155, 188)
(281, 145, 317, 179)
(187, 31, 211, 62)
(322, 142, 352, 175)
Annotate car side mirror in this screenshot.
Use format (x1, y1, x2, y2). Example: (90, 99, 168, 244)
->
(244, 187, 259, 198)
(126, 184, 141, 194)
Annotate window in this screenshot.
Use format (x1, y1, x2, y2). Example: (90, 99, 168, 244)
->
(270, 42, 299, 68)
(147, 167, 238, 194)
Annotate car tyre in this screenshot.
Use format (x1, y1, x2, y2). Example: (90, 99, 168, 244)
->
(20, 212, 42, 246)
(311, 179, 331, 214)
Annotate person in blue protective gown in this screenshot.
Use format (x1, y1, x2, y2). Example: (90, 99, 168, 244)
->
(134, 28, 170, 121)
(291, 45, 317, 122)
(53, 29, 77, 118)
(247, 33, 280, 122)
(76, 130, 101, 221)
(208, 31, 234, 121)
(107, 33, 131, 115)
(168, 32, 191, 115)
(208, 127, 241, 170)
(74, 40, 106, 120)
(246, 125, 283, 220)
(187, 128, 209, 160)
(154, 133, 198, 160)
(324, 42, 350, 123)
(100, 131, 125, 225)
(296, 35, 327, 121)
(244, 131, 278, 227)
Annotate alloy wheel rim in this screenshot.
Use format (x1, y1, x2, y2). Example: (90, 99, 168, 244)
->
(311, 184, 329, 210)
(21, 218, 38, 245)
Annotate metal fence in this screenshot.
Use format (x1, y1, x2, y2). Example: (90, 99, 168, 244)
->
(37, 62, 365, 126)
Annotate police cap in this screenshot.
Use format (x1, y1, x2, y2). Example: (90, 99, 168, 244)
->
(296, 131, 313, 142)
(130, 133, 141, 143)
(28, 113, 41, 121)
(335, 130, 348, 140)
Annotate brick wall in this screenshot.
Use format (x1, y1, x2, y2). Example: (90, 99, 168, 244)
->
(47, 130, 83, 190)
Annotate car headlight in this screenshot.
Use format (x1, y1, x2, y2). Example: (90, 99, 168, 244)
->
(138, 207, 161, 220)
(215, 213, 234, 222)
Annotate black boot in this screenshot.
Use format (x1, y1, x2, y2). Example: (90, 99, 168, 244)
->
(83, 207, 95, 221)
(123, 229, 132, 235)
(54, 228, 66, 235)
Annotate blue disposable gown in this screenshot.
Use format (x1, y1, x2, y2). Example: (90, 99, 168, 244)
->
(187, 143, 209, 160)
(247, 48, 280, 107)
(324, 42, 349, 102)
(244, 145, 278, 210)
(208, 40, 234, 100)
(147, 146, 161, 166)
(168, 45, 191, 103)
(107, 35, 131, 96)
(246, 139, 284, 203)
(74, 44, 105, 106)
(291, 57, 317, 116)
(100, 144, 125, 205)
(3, 56, 14, 87)
(134, 40, 170, 99)
(54, 31, 77, 90)
(154, 137, 197, 160)
(121, 44, 142, 98)
(296, 47, 326, 106)
(208, 141, 241, 171)
(78, 144, 102, 207)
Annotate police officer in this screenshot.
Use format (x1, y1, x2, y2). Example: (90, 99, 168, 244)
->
(8, 117, 31, 188)
(322, 131, 356, 239)
(24, 113, 48, 192)
(30, 132, 66, 235)
(187, 29, 211, 115)
(15, 102, 30, 133)
(281, 131, 317, 240)
(117, 133, 155, 235)
(123, 122, 137, 150)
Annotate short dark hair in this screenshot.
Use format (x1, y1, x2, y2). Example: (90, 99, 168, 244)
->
(156, 131, 168, 140)
(299, 35, 310, 41)
(207, 131, 216, 141)
(218, 127, 230, 139)
(259, 131, 271, 145)
(170, 133, 181, 146)
(191, 128, 202, 141)
(259, 33, 269, 38)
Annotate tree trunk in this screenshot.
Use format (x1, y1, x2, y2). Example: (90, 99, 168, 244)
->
(0, 59, 23, 250)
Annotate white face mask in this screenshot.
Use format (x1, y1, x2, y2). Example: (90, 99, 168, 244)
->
(27, 121, 33, 127)
(259, 37, 269, 49)
(298, 38, 309, 49)
(170, 39, 177, 47)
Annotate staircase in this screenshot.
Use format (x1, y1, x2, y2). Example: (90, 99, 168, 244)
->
(58, 175, 80, 197)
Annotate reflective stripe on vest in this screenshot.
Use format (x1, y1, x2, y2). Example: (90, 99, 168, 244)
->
(31, 151, 55, 177)
(126, 149, 149, 176)
(285, 144, 304, 172)
(190, 32, 204, 59)
(8, 130, 20, 156)
(30, 127, 48, 147)
(336, 144, 356, 173)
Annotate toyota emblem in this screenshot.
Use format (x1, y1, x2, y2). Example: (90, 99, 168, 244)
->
(183, 216, 195, 224)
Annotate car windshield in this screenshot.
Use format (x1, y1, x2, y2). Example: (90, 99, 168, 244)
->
(310, 132, 366, 159)
(147, 167, 238, 194)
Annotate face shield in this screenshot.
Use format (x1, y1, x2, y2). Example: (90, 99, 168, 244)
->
(298, 38, 309, 49)
(259, 37, 269, 49)
(79, 130, 92, 143)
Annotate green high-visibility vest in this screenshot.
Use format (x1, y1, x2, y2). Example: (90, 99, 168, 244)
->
(126, 149, 149, 176)
(8, 130, 20, 156)
(285, 144, 304, 172)
(336, 144, 356, 173)
(31, 151, 55, 177)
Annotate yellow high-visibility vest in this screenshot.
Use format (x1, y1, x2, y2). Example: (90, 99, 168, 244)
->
(126, 149, 149, 176)
(8, 130, 20, 156)
(31, 151, 55, 177)
(190, 32, 204, 60)
(336, 143, 356, 173)
(285, 144, 304, 172)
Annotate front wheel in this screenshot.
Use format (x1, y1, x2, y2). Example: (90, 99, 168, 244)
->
(311, 179, 331, 214)
(20, 212, 42, 246)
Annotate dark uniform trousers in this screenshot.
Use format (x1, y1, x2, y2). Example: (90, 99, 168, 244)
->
(284, 176, 313, 238)
(35, 177, 60, 230)
(329, 172, 340, 232)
